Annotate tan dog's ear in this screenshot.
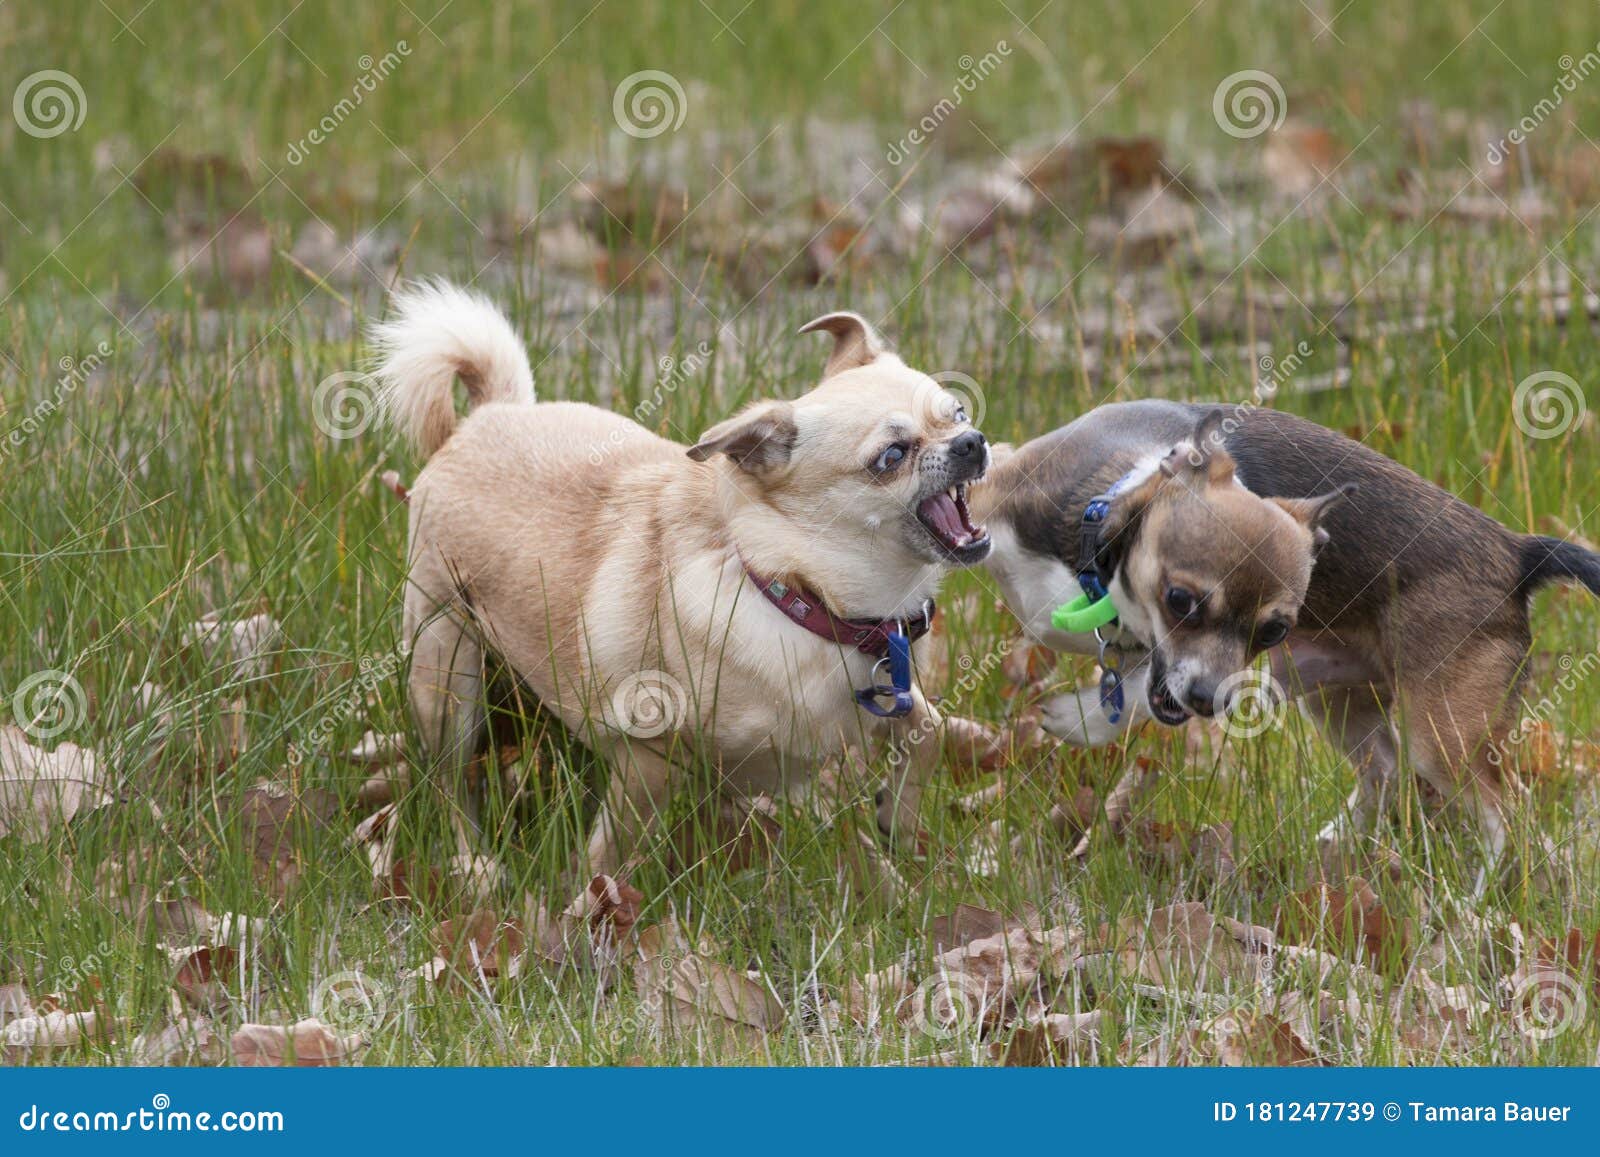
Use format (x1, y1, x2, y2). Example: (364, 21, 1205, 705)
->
(687, 401, 798, 473)
(1272, 482, 1358, 554)
(798, 311, 887, 378)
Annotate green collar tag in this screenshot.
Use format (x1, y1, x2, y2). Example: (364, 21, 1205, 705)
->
(1051, 592, 1120, 634)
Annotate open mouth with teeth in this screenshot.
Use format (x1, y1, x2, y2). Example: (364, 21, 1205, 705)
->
(916, 483, 990, 562)
(1148, 674, 1190, 726)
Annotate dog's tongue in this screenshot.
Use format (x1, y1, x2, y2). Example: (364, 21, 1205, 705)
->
(917, 491, 978, 548)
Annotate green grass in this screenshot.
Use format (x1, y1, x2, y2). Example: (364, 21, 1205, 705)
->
(1, 0, 1598, 1066)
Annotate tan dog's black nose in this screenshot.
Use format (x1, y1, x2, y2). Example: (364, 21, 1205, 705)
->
(949, 429, 986, 459)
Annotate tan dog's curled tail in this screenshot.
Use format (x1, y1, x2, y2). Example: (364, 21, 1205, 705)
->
(369, 280, 535, 459)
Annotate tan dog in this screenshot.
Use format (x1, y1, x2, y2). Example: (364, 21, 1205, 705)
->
(371, 282, 990, 894)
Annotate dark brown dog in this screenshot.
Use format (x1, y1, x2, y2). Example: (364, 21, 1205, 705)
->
(971, 400, 1599, 884)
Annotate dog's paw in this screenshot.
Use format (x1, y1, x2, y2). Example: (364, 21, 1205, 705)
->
(1040, 691, 1119, 746)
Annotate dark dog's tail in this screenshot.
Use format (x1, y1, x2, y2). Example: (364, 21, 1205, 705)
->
(1520, 535, 1600, 598)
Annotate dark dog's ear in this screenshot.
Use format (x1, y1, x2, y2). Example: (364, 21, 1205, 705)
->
(1272, 482, 1357, 555)
(798, 311, 888, 378)
(688, 401, 798, 474)
(1165, 410, 1236, 485)
(1098, 467, 1169, 545)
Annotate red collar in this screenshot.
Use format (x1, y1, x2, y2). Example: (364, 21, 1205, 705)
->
(742, 562, 935, 658)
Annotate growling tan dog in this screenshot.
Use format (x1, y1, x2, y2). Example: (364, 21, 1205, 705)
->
(372, 283, 990, 891)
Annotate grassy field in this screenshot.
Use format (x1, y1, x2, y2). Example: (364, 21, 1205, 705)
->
(1, 1, 1599, 1065)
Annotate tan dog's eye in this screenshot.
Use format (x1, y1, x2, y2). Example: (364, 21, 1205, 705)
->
(873, 443, 909, 473)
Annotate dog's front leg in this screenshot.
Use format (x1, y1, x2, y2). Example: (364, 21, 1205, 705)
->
(1040, 664, 1151, 746)
(583, 740, 674, 881)
(874, 686, 941, 849)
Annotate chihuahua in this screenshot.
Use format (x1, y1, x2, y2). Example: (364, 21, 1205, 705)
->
(970, 400, 1599, 880)
(371, 282, 990, 899)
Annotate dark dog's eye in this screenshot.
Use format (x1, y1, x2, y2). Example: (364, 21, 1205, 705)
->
(1255, 620, 1290, 649)
(1165, 586, 1200, 622)
(873, 443, 909, 473)
(952, 404, 969, 424)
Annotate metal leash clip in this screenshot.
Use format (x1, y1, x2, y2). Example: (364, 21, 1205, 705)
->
(854, 621, 915, 718)
(1095, 625, 1126, 724)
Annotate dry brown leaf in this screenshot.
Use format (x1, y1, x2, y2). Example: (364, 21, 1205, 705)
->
(941, 715, 1006, 779)
(168, 944, 238, 1009)
(130, 1014, 225, 1066)
(1087, 902, 1272, 990)
(999, 638, 1056, 697)
(890, 924, 1081, 1036)
(184, 613, 282, 681)
(634, 922, 784, 1044)
(0, 726, 113, 843)
(1278, 877, 1412, 977)
(237, 780, 339, 899)
(993, 1010, 1104, 1066)
(231, 1018, 363, 1067)
(927, 903, 1037, 953)
(1129, 819, 1237, 884)
(433, 910, 526, 978)
(1200, 998, 1325, 1066)
(0, 982, 34, 1027)
(3, 1009, 101, 1062)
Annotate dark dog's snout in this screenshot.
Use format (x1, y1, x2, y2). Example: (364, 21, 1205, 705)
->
(949, 429, 986, 460)
(1187, 679, 1219, 717)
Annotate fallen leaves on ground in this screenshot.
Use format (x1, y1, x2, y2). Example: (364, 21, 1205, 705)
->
(633, 921, 785, 1046)
(0, 726, 113, 843)
(1278, 877, 1413, 978)
(231, 1018, 363, 1067)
